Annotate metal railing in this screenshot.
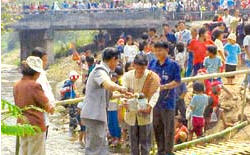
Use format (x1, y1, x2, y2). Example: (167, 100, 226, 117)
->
(11, 8, 250, 21)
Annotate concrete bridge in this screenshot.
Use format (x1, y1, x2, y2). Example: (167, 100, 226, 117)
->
(8, 8, 250, 63)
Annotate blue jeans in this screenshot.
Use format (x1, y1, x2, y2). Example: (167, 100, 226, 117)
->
(107, 111, 121, 138)
(185, 52, 193, 77)
(193, 63, 204, 76)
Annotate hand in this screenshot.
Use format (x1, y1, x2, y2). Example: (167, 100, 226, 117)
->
(118, 86, 128, 94)
(48, 106, 55, 115)
(138, 104, 152, 114)
(213, 107, 217, 112)
(124, 91, 134, 98)
(160, 84, 169, 91)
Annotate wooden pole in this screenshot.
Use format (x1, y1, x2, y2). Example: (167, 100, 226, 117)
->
(15, 136, 20, 155)
(54, 97, 85, 106)
(174, 121, 249, 151)
(241, 73, 248, 122)
(181, 69, 250, 83)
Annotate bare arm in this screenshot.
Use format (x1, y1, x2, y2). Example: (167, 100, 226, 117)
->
(160, 81, 180, 91)
(245, 46, 250, 58)
(102, 80, 125, 93)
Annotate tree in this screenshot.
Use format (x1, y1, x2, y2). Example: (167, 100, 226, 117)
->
(1, 2, 21, 35)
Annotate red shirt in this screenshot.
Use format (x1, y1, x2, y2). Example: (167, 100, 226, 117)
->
(175, 125, 188, 143)
(188, 39, 207, 65)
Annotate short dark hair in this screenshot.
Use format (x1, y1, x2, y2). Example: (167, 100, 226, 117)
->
(213, 29, 224, 40)
(111, 72, 118, 78)
(102, 47, 119, 61)
(199, 27, 207, 37)
(139, 41, 148, 51)
(176, 42, 184, 53)
(193, 82, 205, 93)
(21, 61, 38, 76)
(86, 56, 95, 64)
(162, 23, 169, 27)
(133, 54, 148, 66)
(154, 41, 169, 49)
(244, 23, 250, 35)
(149, 28, 156, 33)
(115, 66, 124, 76)
(141, 32, 149, 40)
(207, 46, 217, 55)
(126, 35, 133, 42)
(125, 62, 132, 72)
(178, 20, 185, 25)
(31, 47, 47, 59)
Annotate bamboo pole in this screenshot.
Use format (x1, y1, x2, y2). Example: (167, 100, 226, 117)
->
(54, 97, 85, 106)
(174, 121, 249, 151)
(15, 136, 19, 155)
(181, 69, 250, 83)
(241, 74, 248, 122)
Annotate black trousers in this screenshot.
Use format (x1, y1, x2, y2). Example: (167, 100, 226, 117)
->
(153, 107, 175, 155)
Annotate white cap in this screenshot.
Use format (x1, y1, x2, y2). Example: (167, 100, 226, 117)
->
(26, 56, 44, 73)
(227, 33, 236, 41)
(69, 70, 80, 80)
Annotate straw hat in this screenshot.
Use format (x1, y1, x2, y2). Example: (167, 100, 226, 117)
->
(26, 56, 44, 73)
(227, 33, 236, 41)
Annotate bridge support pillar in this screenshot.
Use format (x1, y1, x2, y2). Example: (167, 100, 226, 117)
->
(19, 29, 54, 64)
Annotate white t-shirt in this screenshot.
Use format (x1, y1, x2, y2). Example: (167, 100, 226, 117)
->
(37, 71, 55, 126)
(124, 45, 138, 62)
(243, 35, 250, 60)
(77, 101, 85, 109)
(222, 15, 233, 28)
(214, 39, 226, 62)
(175, 52, 186, 69)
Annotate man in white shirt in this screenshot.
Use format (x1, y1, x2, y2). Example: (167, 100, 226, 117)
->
(222, 8, 233, 29)
(31, 47, 55, 139)
(242, 24, 250, 89)
(123, 54, 160, 155)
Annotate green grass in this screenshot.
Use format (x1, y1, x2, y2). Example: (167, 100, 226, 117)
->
(1, 49, 20, 66)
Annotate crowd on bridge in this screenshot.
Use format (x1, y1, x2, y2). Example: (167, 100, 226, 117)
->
(5, 0, 250, 14)
(13, 6, 250, 155)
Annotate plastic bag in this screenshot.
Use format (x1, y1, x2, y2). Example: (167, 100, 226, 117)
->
(210, 111, 218, 122)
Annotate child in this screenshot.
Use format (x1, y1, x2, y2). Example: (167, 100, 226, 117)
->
(213, 29, 226, 71)
(188, 82, 211, 140)
(107, 72, 122, 147)
(224, 33, 241, 85)
(204, 46, 222, 74)
(139, 40, 156, 64)
(175, 42, 186, 77)
(175, 116, 188, 144)
(60, 70, 80, 137)
(175, 82, 188, 126)
(77, 101, 86, 148)
(204, 46, 237, 99)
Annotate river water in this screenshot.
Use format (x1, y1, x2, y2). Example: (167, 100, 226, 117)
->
(1, 64, 84, 155)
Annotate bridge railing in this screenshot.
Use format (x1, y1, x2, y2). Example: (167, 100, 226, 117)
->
(17, 8, 250, 22)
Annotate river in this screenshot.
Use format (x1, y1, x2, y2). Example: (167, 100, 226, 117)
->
(1, 64, 84, 155)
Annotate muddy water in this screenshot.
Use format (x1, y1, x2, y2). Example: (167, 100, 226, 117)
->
(1, 64, 84, 155)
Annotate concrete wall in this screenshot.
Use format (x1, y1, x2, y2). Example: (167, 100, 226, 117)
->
(19, 30, 54, 63)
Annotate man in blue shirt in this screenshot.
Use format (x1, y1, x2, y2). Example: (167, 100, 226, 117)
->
(148, 41, 181, 155)
(161, 24, 177, 57)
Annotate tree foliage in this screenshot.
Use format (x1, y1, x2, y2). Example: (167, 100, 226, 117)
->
(1, 3, 21, 35)
(1, 99, 43, 136)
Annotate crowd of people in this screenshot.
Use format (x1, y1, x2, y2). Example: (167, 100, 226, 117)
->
(13, 7, 250, 155)
(5, 0, 250, 14)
